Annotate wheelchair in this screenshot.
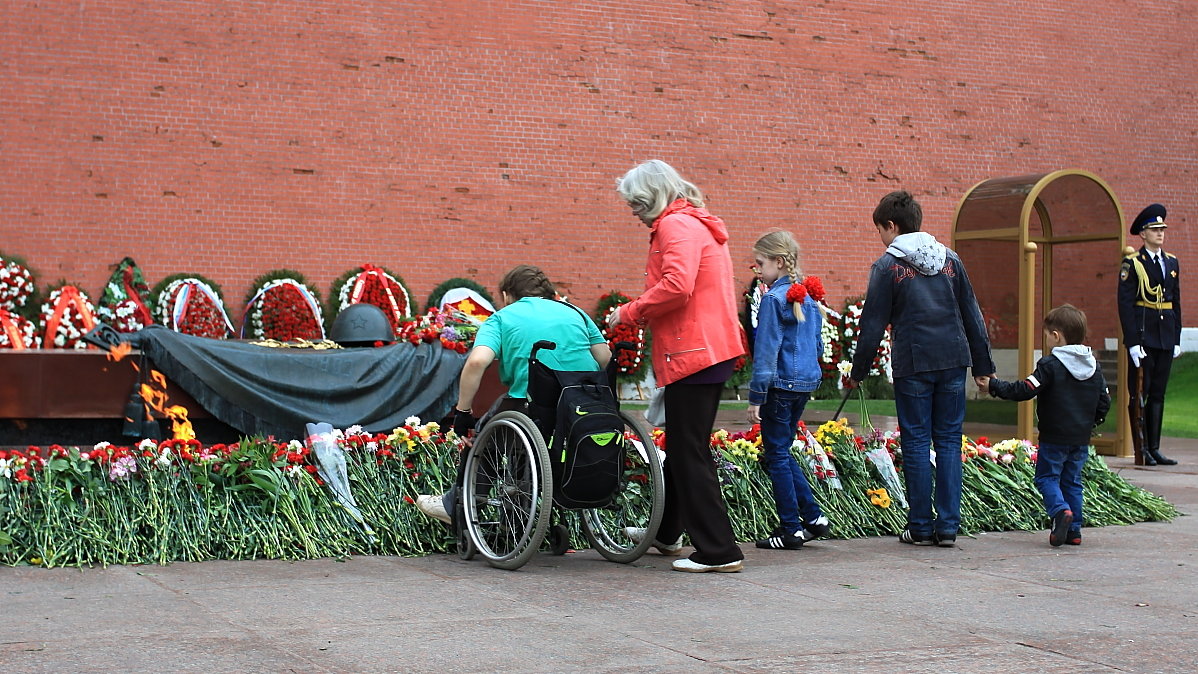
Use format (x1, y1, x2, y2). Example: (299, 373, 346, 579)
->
(453, 340, 666, 570)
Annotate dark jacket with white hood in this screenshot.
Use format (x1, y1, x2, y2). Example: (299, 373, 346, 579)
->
(852, 232, 994, 381)
(988, 345, 1112, 446)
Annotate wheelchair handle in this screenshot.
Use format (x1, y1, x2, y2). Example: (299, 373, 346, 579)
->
(530, 340, 557, 363)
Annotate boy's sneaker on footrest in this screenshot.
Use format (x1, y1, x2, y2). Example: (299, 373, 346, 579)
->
(755, 528, 805, 550)
(624, 527, 683, 555)
(800, 516, 831, 541)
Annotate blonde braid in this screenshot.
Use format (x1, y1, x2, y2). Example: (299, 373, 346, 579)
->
(786, 253, 805, 322)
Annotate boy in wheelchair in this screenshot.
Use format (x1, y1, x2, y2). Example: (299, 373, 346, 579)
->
(416, 264, 611, 523)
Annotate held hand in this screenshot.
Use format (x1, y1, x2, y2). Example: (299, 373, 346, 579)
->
(974, 375, 990, 392)
(747, 404, 761, 425)
(605, 305, 623, 329)
(1174, 345, 1182, 359)
(844, 378, 860, 390)
(1129, 345, 1146, 368)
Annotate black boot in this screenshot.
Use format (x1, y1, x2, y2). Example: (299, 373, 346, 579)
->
(1144, 402, 1178, 466)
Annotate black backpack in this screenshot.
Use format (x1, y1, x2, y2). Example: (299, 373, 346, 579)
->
(544, 371, 625, 509)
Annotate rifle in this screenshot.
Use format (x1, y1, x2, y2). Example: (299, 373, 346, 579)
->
(1129, 363, 1146, 465)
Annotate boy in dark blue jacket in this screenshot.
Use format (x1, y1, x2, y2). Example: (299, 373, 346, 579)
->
(851, 191, 994, 547)
(982, 304, 1111, 547)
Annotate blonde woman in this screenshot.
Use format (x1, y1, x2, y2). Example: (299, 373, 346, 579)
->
(608, 160, 745, 573)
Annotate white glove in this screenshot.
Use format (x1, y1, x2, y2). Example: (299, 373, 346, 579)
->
(1129, 345, 1146, 368)
(1174, 345, 1182, 359)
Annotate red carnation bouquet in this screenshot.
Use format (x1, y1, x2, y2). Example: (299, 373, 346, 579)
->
(153, 276, 233, 339)
(332, 265, 413, 338)
(395, 307, 475, 353)
(243, 272, 325, 342)
(595, 291, 648, 381)
(786, 275, 826, 306)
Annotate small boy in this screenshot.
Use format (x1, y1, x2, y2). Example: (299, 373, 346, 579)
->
(983, 304, 1111, 547)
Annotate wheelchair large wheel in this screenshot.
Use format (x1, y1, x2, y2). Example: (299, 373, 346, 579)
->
(461, 411, 553, 570)
(579, 410, 665, 563)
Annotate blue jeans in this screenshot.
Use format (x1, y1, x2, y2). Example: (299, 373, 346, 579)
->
(1034, 442, 1086, 529)
(759, 388, 823, 533)
(893, 367, 967, 536)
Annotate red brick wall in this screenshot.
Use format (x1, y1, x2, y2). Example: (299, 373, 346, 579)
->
(2, 0, 1195, 326)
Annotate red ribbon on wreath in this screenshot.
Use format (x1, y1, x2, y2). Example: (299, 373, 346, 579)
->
(351, 264, 405, 328)
(44, 286, 96, 348)
(0, 309, 26, 350)
(122, 266, 154, 327)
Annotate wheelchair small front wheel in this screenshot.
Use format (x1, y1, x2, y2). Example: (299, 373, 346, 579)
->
(579, 410, 666, 563)
(461, 411, 553, 570)
(547, 523, 571, 556)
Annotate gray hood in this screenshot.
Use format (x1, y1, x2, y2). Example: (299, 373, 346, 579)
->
(886, 232, 947, 275)
(1053, 344, 1097, 380)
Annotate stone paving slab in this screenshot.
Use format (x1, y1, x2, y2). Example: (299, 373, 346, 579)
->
(2, 440, 1196, 672)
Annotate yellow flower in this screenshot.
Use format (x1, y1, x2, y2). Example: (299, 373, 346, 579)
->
(866, 487, 892, 508)
(387, 427, 418, 453)
(815, 418, 854, 446)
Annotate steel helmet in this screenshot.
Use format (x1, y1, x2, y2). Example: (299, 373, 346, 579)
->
(329, 303, 395, 347)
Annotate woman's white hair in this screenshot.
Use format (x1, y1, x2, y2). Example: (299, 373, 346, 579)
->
(617, 159, 705, 221)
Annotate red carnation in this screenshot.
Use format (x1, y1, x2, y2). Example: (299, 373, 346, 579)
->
(786, 283, 807, 304)
(802, 276, 826, 303)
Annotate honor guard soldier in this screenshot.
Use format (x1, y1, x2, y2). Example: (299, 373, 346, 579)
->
(1118, 204, 1182, 465)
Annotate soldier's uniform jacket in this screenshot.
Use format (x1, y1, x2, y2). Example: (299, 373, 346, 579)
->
(1118, 246, 1182, 350)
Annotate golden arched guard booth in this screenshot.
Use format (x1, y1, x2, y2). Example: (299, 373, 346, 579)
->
(952, 170, 1130, 457)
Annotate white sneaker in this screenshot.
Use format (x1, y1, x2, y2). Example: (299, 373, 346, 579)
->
(671, 558, 743, 573)
(416, 494, 451, 524)
(624, 527, 684, 555)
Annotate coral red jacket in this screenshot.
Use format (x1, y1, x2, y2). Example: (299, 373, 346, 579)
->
(621, 200, 746, 386)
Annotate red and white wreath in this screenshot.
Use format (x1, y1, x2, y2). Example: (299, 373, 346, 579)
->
(38, 285, 98, 349)
(154, 278, 234, 339)
(334, 264, 411, 337)
(243, 278, 325, 341)
(0, 254, 36, 313)
(0, 308, 39, 349)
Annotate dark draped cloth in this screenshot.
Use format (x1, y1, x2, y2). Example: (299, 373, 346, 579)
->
(130, 326, 464, 439)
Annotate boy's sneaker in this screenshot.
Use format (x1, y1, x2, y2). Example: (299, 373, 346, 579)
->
(624, 527, 684, 555)
(415, 494, 452, 524)
(1049, 509, 1074, 547)
(755, 528, 805, 550)
(800, 516, 832, 541)
(1065, 530, 1082, 546)
(672, 557, 743, 573)
(935, 532, 957, 548)
(899, 528, 935, 546)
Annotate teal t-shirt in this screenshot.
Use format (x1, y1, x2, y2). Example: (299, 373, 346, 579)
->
(473, 297, 606, 398)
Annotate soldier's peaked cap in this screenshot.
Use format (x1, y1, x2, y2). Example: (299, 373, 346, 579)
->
(1131, 203, 1168, 235)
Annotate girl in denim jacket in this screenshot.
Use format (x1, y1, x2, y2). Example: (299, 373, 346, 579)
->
(747, 230, 832, 550)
